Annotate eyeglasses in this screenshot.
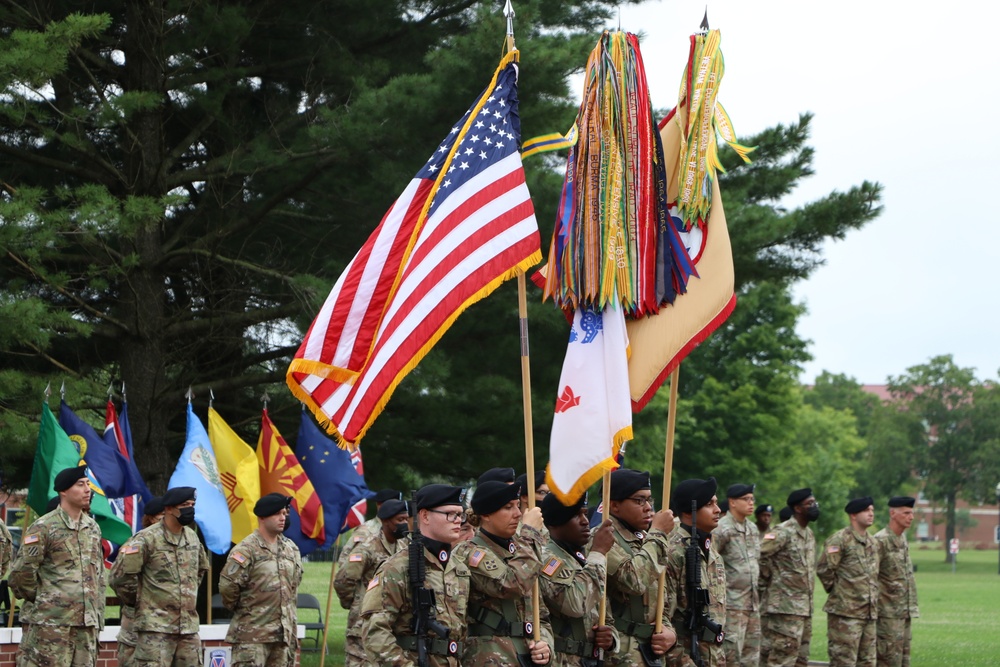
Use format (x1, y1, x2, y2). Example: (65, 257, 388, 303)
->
(625, 496, 655, 509)
(426, 509, 464, 523)
(535, 489, 550, 498)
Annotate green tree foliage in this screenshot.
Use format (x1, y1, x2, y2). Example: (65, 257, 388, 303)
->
(888, 355, 1000, 562)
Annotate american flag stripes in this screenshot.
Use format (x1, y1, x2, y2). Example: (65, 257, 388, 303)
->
(287, 51, 541, 446)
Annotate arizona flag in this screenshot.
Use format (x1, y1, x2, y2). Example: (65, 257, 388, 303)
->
(257, 409, 325, 546)
(286, 50, 541, 447)
(208, 407, 261, 543)
(545, 302, 633, 504)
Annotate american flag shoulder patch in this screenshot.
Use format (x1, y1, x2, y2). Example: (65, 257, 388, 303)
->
(353, 535, 364, 543)
(231, 552, 248, 564)
(23, 534, 39, 545)
(763, 533, 776, 540)
(827, 545, 840, 553)
(367, 574, 380, 590)
(122, 544, 140, 555)
(469, 549, 487, 568)
(349, 553, 364, 562)
(542, 557, 562, 577)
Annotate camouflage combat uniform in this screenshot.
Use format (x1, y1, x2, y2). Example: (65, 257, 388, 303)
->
(603, 516, 673, 667)
(817, 527, 880, 667)
(109, 520, 209, 666)
(539, 539, 620, 667)
(758, 519, 815, 667)
(713, 513, 761, 666)
(360, 539, 471, 667)
(662, 525, 726, 667)
(219, 529, 304, 667)
(463, 525, 555, 666)
(873, 528, 918, 667)
(9, 507, 105, 667)
(334, 530, 407, 666)
(0, 517, 12, 577)
(114, 529, 146, 667)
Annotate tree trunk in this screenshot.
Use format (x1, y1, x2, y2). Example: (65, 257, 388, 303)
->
(944, 491, 957, 564)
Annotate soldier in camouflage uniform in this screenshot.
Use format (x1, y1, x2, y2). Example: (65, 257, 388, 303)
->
(538, 492, 618, 666)
(463, 480, 554, 666)
(874, 497, 918, 667)
(714, 483, 761, 666)
(662, 478, 726, 667)
(110, 486, 209, 666)
(10, 466, 106, 667)
(817, 497, 880, 667)
(0, 515, 11, 578)
(117, 496, 165, 667)
(335, 498, 409, 666)
(759, 488, 818, 667)
(361, 484, 470, 666)
(602, 469, 677, 667)
(219, 493, 303, 667)
(338, 489, 403, 572)
(754, 504, 773, 536)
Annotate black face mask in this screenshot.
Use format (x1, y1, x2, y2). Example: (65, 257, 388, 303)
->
(177, 507, 196, 526)
(806, 505, 820, 522)
(392, 524, 409, 539)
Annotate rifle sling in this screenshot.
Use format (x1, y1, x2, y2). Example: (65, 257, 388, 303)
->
(396, 635, 463, 656)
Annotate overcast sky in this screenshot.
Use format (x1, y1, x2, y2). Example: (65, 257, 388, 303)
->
(608, 0, 1000, 384)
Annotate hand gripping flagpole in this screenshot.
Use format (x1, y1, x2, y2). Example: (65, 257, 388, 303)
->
(506, 0, 542, 647)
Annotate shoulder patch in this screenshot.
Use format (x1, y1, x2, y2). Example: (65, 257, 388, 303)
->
(122, 544, 140, 555)
(542, 557, 562, 577)
(231, 551, 248, 564)
(827, 545, 840, 553)
(469, 549, 486, 568)
(353, 534, 364, 543)
(23, 534, 40, 545)
(763, 533, 776, 540)
(349, 553, 364, 562)
(367, 574, 380, 590)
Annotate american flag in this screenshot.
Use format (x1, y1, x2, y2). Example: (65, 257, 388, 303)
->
(287, 51, 541, 446)
(343, 446, 366, 531)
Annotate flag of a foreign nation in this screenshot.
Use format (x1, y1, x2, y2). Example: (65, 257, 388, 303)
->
(287, 50, 541, 447)
(546, 303, 633, 504)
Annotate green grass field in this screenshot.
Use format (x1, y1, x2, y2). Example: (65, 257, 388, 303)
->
(296, 546, 1000, 667)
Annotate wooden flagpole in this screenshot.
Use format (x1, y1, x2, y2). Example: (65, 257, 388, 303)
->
(516, 270, 542, 642)
(597, 470, 612, 628)
(206, 556, 213, 624)
(319, 551, 338, 666)
(654, 366, 680, 634)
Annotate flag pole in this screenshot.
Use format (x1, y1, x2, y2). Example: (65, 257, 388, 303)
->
(597, 470, 612, 629)
(206, 556, 213, 624)
(654, 366, 680, 634)
(517, 270, 541, 643)
(319, 555, 337, 666)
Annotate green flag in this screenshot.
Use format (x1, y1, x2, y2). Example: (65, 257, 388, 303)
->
(28, 402, 133, 544)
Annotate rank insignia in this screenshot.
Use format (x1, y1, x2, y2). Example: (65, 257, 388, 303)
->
(469, 549, 486, 567)
(542, 557, 562, 576)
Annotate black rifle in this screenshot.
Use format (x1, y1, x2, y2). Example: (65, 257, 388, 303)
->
(409, 500, 451, 667)
(685, 500, 724, 667)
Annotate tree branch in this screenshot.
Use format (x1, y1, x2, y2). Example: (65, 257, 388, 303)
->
(163, 302, 301, 338)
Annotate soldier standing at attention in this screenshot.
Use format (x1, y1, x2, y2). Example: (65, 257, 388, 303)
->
(335, 498, 409, 666)
(116, 496, 166, 667)
(817, 497, 880, 667)
(714, 483, 761, 666)
(338, 489, 403, 568)
(603, 468, 676, 666)
(754, 504, 773, 535)
(874, 497, 919, 667)
(110, 486, 209, 666)
(538, 492, 618, 666)
(361, 484, 470, 666)
(662, 477, 726, 667)
(759, 488, 818, 667)
(464, 480, 553, 666)
(10, 465, 106, 667)
(0, 513, 11, 578)
(517, 472, 551, 513)
(220, 493, 304, 667)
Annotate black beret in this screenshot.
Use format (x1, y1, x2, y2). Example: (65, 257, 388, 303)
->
(727, 483, 755, 499)
(414, 484, 465, 511)
(515, 472, 546, 496)
(609, 469, 651, 501)
(477, 467, 516, 485)
(374, 489, 402, 504)
(718, 500, 729, 514)
(471, 481, 521, 515)
(541, 492, 587, 527)
(844, 496, 874, 514)
(671, 477, 718, 514)
(778, 506, 793, 522)
(143, 496, 165, 517)
(754, 504, 774, 516)
(254, 493, 292, 517)
(378, 499, 408, 519)
(53, 465, 88, 492)
(46, 496, 60, 513)
(888, 496, 916, 508)
(786, 488, 812, 507)
(161, 486, 197, 507)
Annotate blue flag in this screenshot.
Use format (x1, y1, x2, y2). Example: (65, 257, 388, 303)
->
(59, 400, 133, 498)
(168, 404, 232, 554)
(295, 409, 371, 553)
